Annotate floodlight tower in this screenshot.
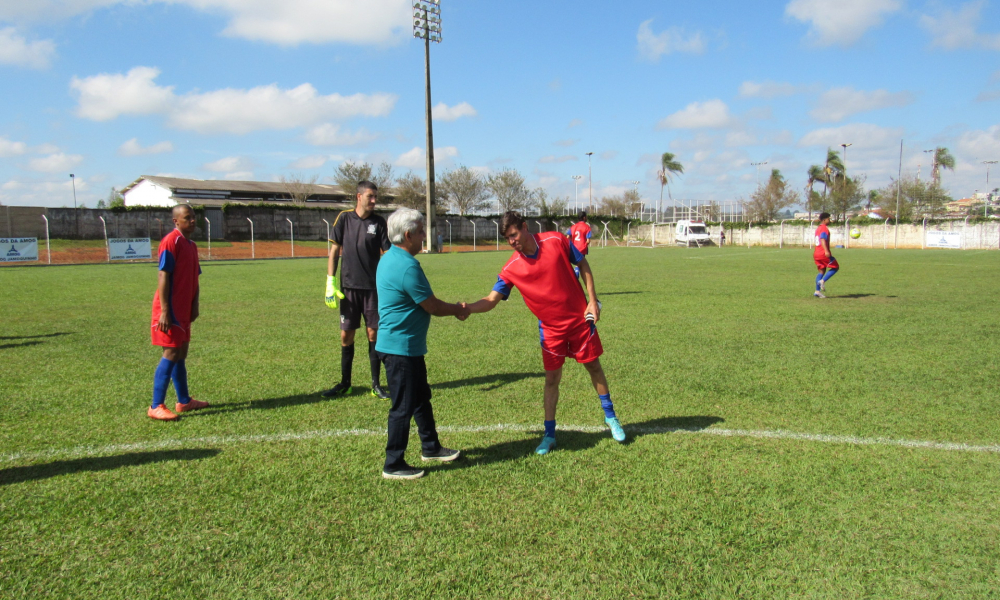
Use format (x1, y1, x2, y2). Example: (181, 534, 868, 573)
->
(413, 0, 442, 251)
(984, 160, 998, 216)
(586, 152, 594, 212)
(750, 161, 767, 188)
(69, 173, 77, 209)
(572, 175, 583, 213)
(841, 143, 852, 178)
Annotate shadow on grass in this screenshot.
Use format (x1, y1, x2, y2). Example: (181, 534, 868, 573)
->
(435, 415, 724, 472)
(0, 341, 44, 350)
(601, 291, 647, 296)
(431, 372, 544, 392)
(833, 293, 876, 299)
(0, 332, 73, 340)
(0, 448, 220, 486)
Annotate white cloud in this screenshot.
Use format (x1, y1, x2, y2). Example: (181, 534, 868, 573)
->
(568, 119, 583, 128)
(539, 155, 577, 164)
(637, 19, 705, 62)
(955, 125, 1000, 158)
(221, 171, 254, 181)
(810, 87, 915, 122)
(203, 156, 254, 172)
(396, 146, 459, 169)
(799, 123, 905, 147)
(785, 0, 901, 47)
(28, 152, 83, 172)
(0, 0, 412, 47)
(600, 151, 618, 160)
(553, 139, 578, 147)
(739, 80, 807, 98)
(920, 1, 1000, 51)
(0, 27, 55, 68)
(0, 136, 27, 157)
(118, 138, 173, 156)
(658, 99, 734, 129)
(304, 123, 379, 146)
(432, 102, 477, 122)
(72, 67, 397, 134)
(289, 155, 331, 169)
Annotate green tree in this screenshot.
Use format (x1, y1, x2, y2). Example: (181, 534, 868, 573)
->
(658, 152, 684, 220)
(874, 175, 952, 220)
(828, 175, 866, 221)
(806, 164, 824, 220)
(930, 147, 956, 188)
(393, 172, 446, 213)
(438, 166, 490, 215)
(332, 161, 394, 197)
(486, 168, 535, 213)
(822, 149, 844, 199)
(743, 168, 799, 221)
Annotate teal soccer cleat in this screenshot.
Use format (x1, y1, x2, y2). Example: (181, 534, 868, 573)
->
(535, 436, 556, 455)
(605, 417, 626, 443)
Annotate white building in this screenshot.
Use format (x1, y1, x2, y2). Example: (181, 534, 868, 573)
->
(121, 176, 356, 208)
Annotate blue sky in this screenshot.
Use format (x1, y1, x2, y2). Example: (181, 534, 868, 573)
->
(0, 0, 998, 209)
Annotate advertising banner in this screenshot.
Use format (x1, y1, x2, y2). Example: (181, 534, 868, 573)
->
(109, 238, 152, 260)
(0, 237, 39, 262)
(926, 231, 961, 249)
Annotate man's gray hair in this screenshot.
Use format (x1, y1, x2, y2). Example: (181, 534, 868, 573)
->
(387, 208, 425, 244)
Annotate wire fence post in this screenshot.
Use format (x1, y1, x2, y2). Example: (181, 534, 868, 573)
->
(492, 220, 499, 250)
(445, 220, 452, 252)
(845, 217, 850, 250)
(41, 214, 50, 264)
(99, 216, 109, 262)
(286, 218, 294, 257)
(468, 218, 476, 251)
(322, 219, 331, 254)
(247, 217, 255, 259)
(207, 218, 212, 260)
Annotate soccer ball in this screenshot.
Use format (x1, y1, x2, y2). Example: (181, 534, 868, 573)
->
(850, 228, 861, 239)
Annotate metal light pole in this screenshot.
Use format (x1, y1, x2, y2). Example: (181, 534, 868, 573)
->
(586, 152, 594, 212)
(414, 0, 442, 252)
(841, 143, 852, 178)
(984, 160, 998, 217)
(631, 180, 640, 219)
(572, 175, 582, 214)
(750, 162, 767, 188)
(69, 173, 77, 209)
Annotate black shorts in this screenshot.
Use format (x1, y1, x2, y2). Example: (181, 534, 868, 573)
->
(340, 288, 379, 331)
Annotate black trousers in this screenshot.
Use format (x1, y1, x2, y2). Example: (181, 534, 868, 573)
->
(378, 352, 441, 470)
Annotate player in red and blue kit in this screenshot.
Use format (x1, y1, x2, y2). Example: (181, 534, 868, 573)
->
(813, 212, 839, 299)
(567, 212, 592, 278)
(148, 205, 209, 420)
(466, 211, 625, 454)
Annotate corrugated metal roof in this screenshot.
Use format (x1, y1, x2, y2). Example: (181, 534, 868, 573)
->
(121, 175, 348, 196)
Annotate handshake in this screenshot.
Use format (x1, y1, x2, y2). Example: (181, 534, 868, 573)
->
(455, 301, 470, 321)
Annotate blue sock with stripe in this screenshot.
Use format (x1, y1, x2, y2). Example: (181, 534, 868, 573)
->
(599, 394, 616, 419)
(815, 272, 824, 291)
(544, 420, 556, 438)
(822, 268, 838, 283)
(152, 358, 176, 409)
(172, 360, 190, 404)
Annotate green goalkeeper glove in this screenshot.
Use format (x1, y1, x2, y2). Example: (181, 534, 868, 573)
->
(325, 275, 345, 308)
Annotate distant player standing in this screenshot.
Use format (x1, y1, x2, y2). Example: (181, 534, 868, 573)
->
(466, 211, 625, 455)
(568, 211, 592, 277)
(148, 205, 208, 421)
(323, 181, 392, 399)
(813, 212, 839, 298)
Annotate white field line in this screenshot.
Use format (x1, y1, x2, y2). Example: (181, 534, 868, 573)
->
(3, 423, 1000, 466)
(685, 250, 784, 260)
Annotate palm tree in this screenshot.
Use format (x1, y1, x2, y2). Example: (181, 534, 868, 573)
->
(658, 152, 684, 221)
(822, 148, 844, 199)
(806, 164, 824, 220)
(931, 146, 955, 188)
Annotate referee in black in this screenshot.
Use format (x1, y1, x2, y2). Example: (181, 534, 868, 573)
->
(322, 180, 392, 399)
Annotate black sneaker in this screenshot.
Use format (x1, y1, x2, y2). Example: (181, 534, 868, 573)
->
(421, 447, 461, 462)
(320, 382, 352, 398)
(370, 384, 391, 400)
(382, 465, 425, 480)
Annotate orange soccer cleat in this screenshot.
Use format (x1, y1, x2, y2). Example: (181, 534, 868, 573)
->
(175, 398, 210, 413)
(148, 405, 179, 421)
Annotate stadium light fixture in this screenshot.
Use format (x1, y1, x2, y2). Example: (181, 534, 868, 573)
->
(983, 160, 997, 217)
(572, 175, 583, 213)
(413, 0, 443, 251)
(69, 173, 77, 209)
(750, 161, 767, 188)
(841, 143, 852, 179)
(586, 153, 594, 212)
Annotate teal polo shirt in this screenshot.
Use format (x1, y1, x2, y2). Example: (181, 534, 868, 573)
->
(375, 245, 434, 356)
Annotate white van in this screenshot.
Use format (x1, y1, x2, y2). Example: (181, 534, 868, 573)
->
(675, 220, 712, 247)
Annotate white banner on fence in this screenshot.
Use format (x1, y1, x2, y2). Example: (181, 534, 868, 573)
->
(109, 238, 152, 260)
(0, 237, 39, 262)
(926, 231, 961, 249)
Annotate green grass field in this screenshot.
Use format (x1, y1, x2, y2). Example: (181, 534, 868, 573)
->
(2, 247, 999, 599)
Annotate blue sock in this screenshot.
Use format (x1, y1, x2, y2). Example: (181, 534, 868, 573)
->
(822, 268, 838, 283)
(599, 393, 616, 419)
(172, 360, 190, 404)
(544, 420, 556, 438)
(152, 358, 176, 409)
(815, 273, 824, 291)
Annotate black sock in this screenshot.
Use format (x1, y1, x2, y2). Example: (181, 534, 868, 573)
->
(341, 344, 355, 386)
(369, 341, 381, 386)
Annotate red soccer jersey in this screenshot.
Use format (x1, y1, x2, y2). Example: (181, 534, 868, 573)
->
(569, 222, 592, 255)
(494, 233, 586, 332)
(814, 224, 831, 259)
(151, 228, 200, 327)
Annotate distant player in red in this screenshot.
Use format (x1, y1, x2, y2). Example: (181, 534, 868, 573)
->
(569, 211, 592, 255)
(148, 205, 208, 420)
(466, 211, 625, 455)
(813, 212, 839, 298)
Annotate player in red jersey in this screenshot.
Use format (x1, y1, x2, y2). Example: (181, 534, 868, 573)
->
(148, 205, 209, 420)
(568, 211, 592, 278)
(813, 212, 839, 298)
(466, 211, 625, 454)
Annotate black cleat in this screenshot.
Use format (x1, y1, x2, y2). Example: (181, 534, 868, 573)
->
(421, 447, 461, 462)
(370, 384, 391, 400)
(382, 465, 425, 480)
(320, 382, 353, 398)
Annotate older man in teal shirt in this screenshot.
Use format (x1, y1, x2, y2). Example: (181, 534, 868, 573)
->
(376, 208, 469, 480)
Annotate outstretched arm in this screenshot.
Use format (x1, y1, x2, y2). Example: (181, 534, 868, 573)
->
(466, 290, 504, 314)
(419, 295, 471, 320)
(577, 258, 601, 322)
